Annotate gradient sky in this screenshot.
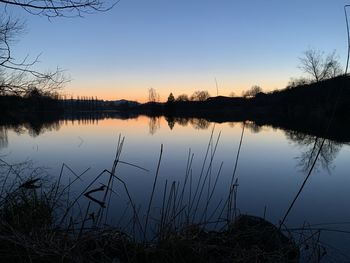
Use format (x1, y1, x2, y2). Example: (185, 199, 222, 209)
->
(7, 0, 350, 101)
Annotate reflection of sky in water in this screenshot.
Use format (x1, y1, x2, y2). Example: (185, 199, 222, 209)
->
(1, 116, 350, 260)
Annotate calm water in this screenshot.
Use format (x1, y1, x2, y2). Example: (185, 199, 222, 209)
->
(1, 115, 350, 261)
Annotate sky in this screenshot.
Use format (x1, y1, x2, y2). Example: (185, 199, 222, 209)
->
(6, 0, 350, 102)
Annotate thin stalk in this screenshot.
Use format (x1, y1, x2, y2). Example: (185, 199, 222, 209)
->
(159, 180, 168, 241)
(208, 197, 224, 223)
(163, 181, 176, 238)
(78, 201, 91, 239)
(200, 161, 223, 223)
(176, 149, 193, 215)
(228, 122, 245, 221)
(187, 169, 193, 224)
(98, 136, 124, 226)
(144, 144, 163, 242)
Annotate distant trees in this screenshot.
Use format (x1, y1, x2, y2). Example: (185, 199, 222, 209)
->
(166, 91, 210, 102)
(176, 94, 189, 102)
(167, 93, 175, 103)
(148, 88, 160, 102)
(242, 85, 262, 98)
(287, 77, 309, 88)
(299, 49, 343, 83)
(147, 90, 212, 103)
(190, 90, 210, 101)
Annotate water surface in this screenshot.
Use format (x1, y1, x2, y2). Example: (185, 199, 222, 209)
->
(1, 115, 350, 261)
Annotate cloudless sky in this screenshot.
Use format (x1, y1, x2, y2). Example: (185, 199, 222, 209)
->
(7, 0, 350, 101)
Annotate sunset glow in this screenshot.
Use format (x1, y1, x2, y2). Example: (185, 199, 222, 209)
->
(11, 0, 348, 102)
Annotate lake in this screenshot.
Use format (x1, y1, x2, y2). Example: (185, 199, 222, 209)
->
(1, 114, 350, 261)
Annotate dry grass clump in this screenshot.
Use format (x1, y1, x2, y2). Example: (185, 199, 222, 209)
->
(126, 216, 299, 263)
(0, 183, 134, 262)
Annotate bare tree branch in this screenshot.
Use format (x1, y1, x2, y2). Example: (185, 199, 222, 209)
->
(242, 85, 262, 98)
(148, 88, 159, 102)
(0, 0, 118, 96)
(299, 49, 343, 83)
(190, 90, 210, 101)
(0, 16, 67, 96)
(0, 0, 120, 18)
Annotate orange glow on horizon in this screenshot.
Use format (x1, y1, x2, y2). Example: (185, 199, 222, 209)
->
(62, 78, 288, 102)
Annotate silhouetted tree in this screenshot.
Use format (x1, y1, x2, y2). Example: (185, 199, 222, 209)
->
(299, 49, 342, 83)
(167, 92, 175, 103)
(0, 18, 65, 96)
(190, 90, 210, 101)
(0, 0, 117, 96)
(242, 85, 262, 98)
(148, 88, 159, 102)
(176, 94, 189, 102)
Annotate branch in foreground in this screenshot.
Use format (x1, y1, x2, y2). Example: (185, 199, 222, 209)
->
(0, 0, 120, 17)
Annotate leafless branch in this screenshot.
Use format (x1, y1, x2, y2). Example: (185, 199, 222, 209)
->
(0, 0, 118, 96)
(0, 16, 69, 96)
(299, 49, 343, 83)
(0, 0, 120, 18)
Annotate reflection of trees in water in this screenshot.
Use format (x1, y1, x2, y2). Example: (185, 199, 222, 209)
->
(63, 112, 119, 126)
(165, 116, 175, 130)
(0, 113, 118, 140)
(189, 118, 210, 130)
(244, 121, 262, 133)
(0, 122, 62, 149)
(227, 122, 235, 128)
(25, 121, 61, 137)
(174, 117, 189, 127)
(0, 126, 8, 149)
(0, 122, 62, 147)
(12, 125, 26, 135)
(148, 117, 160, 135)
(285, 131, 343, 173)
(164, 117, 210, 130)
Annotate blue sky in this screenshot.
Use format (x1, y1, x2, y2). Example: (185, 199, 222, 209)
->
(8, 0, 350, 101)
